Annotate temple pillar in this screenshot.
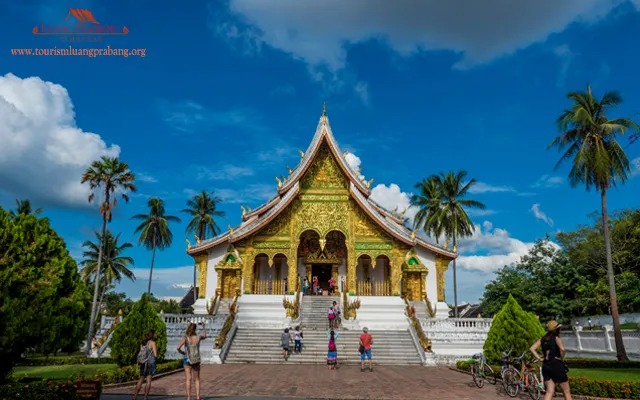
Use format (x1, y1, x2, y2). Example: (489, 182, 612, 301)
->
(195, 253, 208, 299)
(287, 249, 297, 294)
(347, 243, 356, 295)
(242, 245, 254, 294)
(391, 248, 404, 296)
(435, 256, 449, 302)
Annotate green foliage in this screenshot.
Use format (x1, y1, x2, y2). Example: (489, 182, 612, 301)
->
(109, 294, 167, 366)
(182, 190, 225, 240)
(102, 292, 135, 316)
(483, 295, 544, 364)
(16, 357, 115, 366)
(0, 206, 90, 381)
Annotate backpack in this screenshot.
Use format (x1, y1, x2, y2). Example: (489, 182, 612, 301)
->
(136, 343, 150, 365)
(328, 310, 335, 319)
(186, 336, 201, 365)
(328, 338, 336, 352)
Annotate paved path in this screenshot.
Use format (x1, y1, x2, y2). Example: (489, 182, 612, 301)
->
(103, 364, 522, 399)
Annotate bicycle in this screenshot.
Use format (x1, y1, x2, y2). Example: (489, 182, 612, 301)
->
(499, 350, 515, 392)
(468, 352, 497, 388)
(502, 351, 545, 399)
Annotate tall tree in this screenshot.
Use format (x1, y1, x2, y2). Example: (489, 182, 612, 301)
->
(549, 85, 639, 361)
(432, 171, 486, 317)
(13, 199, 43, 216)
(132, 197, 180, 295)
(81, 156, 136, 355)
(411, 177, 444, 244)
(182, 190, 225, 303)
(79, 230, 135, 318)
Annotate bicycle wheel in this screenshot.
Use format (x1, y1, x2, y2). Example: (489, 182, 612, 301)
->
(525, 371, 542, 400)
(483, 363, 497, 385)
(502, 369, 519, 397)
(471, 363, 485, 388)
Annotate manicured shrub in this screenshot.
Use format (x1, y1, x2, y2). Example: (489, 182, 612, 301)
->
(483, 294, 544, 364)
(565, 358, 640, 369)
(16, 357, 115, 366)
(109, 294, 167, 366)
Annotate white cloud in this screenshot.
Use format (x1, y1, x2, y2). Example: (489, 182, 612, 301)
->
(354, 81, 370, 106)
(467, 209, 498, 217)
(171, 283, 194, 290)
(532, 174, 564, 188)
(468, 182, 516, 194)
(554, 44, 575, 87)
(196, 164, 254, 180)
(531, 203, 554, 227)
(137, 172, 157, 183)
(215, 183, 276, 205)
(117, 266, 195, 299)
(631, 157, 640, 177)
(0, 73, 120, 208)
(157, 99, 264, 134)
(213, 0, 625, 72)
(344, 152, 361, 171)
(456, 221, 536, 272)
(369, 183, 415, 219)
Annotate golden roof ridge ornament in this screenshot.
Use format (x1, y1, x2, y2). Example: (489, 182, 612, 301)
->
(366, 178, 374, 189)
(194, 234, 201, 245)
(228, 225, 235, 237)
(186, 238, 192, 250)
(297, 149, 305, 158)
(286, 165, 293, 174)
(240, 205, 247, 217)
(275, 176, 283, 188)
(320, 101, 328, 125)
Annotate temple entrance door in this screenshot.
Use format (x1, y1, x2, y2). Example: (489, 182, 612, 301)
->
(403, 272, 422, 301)
(220, 270, 236, 298)
(312, 264, 333, 290)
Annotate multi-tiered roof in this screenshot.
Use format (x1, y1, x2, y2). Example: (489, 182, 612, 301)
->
(187, 110, 456, 260)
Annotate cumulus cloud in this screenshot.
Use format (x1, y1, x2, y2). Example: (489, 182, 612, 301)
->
(213, 0, 627, 72)
(631, 157, 640, 177)
(532, 174, 564, 188)
(369, 183, 417, 221)
(137, 172, 158, 183)
(117, 266, 195, 299)
(0, 73, 120, 208)
(456, 221, 536, 272)
(214, 183, 276, 205)
(531, 203, 554, 227)
(468, 182, 516, 194)
(196, 164, 254, 180)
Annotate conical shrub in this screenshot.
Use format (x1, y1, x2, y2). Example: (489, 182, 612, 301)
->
(110, 294, 167, 366)
(483, 294, 544, 363)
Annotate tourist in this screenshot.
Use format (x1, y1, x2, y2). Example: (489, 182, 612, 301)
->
(281, 328, 291, 361)
(302, 277, 309, 295)
(332, 300, 341, 328)
(294, 325, 304, 353)
(530, 320, 572, 400)
(284, 277, 288, 293)
(359, 327, 373, 372)
(313, 276, 320, 295)
(326, 329, 339, 370)
(341, 276, 346, 293)
(177, 322, 206, 400)
(132, 330, 158, 400)
(327, 305, 336, 329)
(328, 276, 335, 295)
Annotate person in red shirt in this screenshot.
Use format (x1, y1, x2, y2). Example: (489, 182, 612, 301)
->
(359, 327, 373, 372)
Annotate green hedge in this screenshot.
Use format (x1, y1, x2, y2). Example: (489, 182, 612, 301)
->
(0, 360, 182, 400)
(16, 357, 116, 366)
(456, 359, 640, 399)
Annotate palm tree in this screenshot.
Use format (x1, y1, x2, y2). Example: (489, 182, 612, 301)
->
(432, 171, 486, 317)
(549, 85, 639, 361)
(81, 156, 136, 354)
(182, 190, 225, 303)
(132, 197, 181, 295)
(13, 199, 43, 216)
(80, 230, 135, 318)
(411, 177, 444, 244)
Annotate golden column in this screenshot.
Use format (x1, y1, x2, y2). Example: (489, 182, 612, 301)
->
(391, 247, 404, 296)
(435, 255, 450, 302)
(242, 243, 254, 294)
(194, 253, 208, 299)
(287, 248, 298, 294)
(347, 242, 357, 295)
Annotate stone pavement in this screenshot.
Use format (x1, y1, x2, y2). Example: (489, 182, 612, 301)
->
(103, 364, 523, 399)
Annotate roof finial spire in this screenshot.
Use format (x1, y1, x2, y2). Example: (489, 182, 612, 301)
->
(323, 101, 327, 117)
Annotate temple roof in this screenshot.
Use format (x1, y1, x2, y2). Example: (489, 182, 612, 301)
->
(187, 110, 457, 260)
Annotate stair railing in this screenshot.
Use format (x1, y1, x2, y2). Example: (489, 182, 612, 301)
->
(95, 309, 122, 357)
(207, 289, 221, 315)
(214, 290, 240, 349)
(404, 298, 432, 353)
(424, 293, 436, 318)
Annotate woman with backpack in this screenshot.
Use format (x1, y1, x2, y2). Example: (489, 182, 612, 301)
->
(326, 329, 339, 370)
(530, 320, 572, 400)
(177, 322, 207, 400)
(132, 330, 158, 400)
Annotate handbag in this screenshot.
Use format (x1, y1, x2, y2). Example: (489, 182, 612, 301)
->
(358, 345, 365, 354)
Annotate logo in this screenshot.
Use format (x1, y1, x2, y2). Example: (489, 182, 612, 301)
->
(33, 8, 128, 40)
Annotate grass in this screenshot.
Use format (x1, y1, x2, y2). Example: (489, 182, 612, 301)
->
(571, 368, 640, 382)
(12, 364, 117, 380)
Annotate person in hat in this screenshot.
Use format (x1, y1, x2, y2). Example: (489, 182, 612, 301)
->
(530, 320, 572, 400)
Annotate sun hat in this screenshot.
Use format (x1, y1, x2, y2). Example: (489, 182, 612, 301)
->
(546, 320, 562, 331)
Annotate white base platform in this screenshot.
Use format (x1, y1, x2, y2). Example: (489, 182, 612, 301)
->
(356, 296, 408, 330)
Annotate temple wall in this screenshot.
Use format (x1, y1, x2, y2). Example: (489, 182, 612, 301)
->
(415, 247, 438, 304)
(205, 244, 227, 298)
(255, 257, 289, 281)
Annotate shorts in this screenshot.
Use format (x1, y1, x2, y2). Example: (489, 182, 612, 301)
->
(139, 362, 156, 377)
(282, 345, 290, 351)
(542, 360, 568, 384)
(360, 349, 372, 361)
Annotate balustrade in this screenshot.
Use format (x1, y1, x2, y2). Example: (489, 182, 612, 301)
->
(422, 318, 493, 332)
(356, 280, 391, 296)
(253, 279, 287, 295)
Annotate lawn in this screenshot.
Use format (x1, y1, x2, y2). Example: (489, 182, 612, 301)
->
(12, 364, 118, 380)
(571, 368, 640, 382)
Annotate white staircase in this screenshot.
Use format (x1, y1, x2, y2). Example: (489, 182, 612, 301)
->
(224, 296, 423, 365)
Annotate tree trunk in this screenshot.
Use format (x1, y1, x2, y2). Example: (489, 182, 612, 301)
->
(453, 234, 458, 318)
(147, 234, 156, 295)
(85, 216, 107, 355)
(96, 280, 109, 326)
(601, 189, 629, 361)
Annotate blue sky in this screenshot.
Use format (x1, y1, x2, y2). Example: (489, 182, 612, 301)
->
(1, 0, 640, 304)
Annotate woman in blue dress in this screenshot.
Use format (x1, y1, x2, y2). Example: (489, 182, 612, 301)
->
(326, 329, 339, 370)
